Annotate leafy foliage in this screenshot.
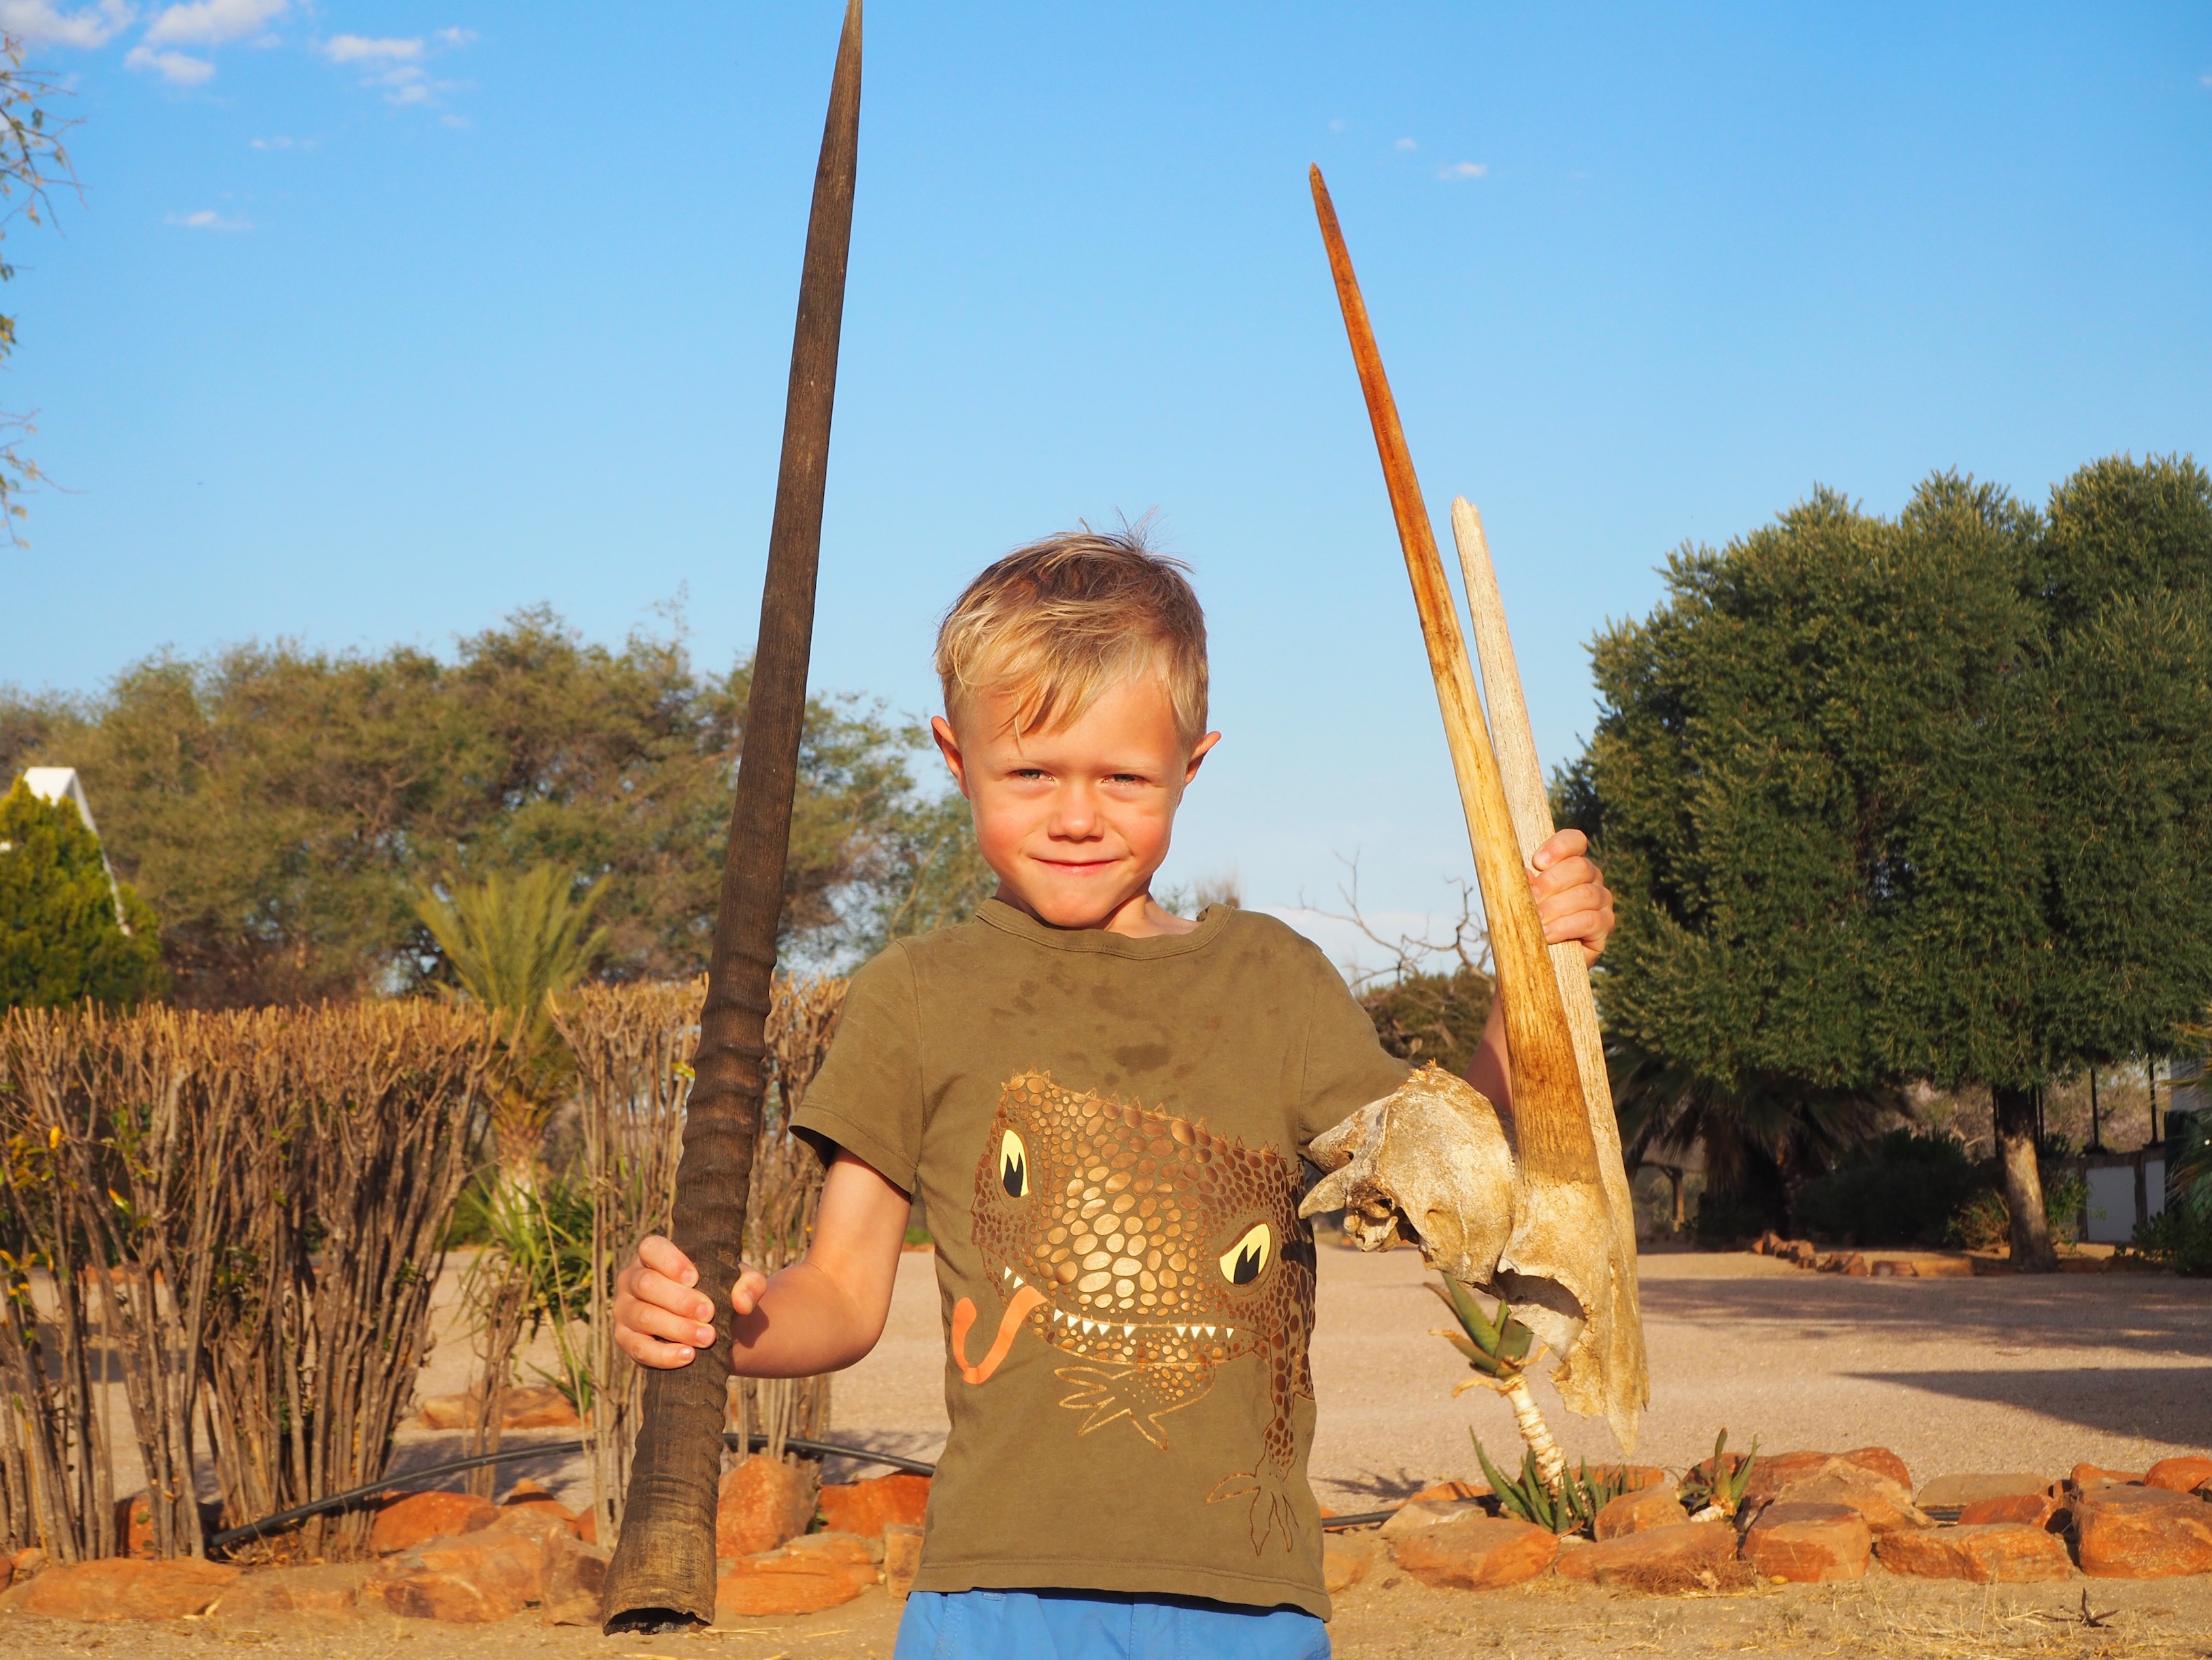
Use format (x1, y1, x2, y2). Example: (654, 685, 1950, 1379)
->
(1425, 1275, 1536, 1382)
(1790, 1129, 1980, 1248)
(0, 778, 164, 1009)
(1361, 966, 1495, 1079)
(1570, 458, 2212, 1218)
(0, 608, 994, 1005)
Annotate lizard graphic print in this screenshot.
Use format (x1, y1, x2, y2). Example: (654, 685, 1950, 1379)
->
(951, 1069, 1316, 1552)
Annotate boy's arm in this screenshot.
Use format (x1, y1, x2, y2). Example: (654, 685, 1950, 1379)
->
(613, 1150, 910, 1378)
(1464, 828, 1615, 1114)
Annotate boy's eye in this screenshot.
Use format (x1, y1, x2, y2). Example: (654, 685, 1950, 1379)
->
(999, 1129, 1030, 1199)
(1219, 1222, 1272, 1285)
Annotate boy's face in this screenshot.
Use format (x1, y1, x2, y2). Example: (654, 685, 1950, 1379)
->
(931, 675, 1220, 935)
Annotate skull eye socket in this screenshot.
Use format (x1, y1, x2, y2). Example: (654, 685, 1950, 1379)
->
(1219, 1222, 1272, 1285)
(999, 1128, 1029, 1199)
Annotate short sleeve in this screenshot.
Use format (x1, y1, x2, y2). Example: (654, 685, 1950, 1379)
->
(1291, 941, 1408, 1154)
(790, 942, 925, 1193)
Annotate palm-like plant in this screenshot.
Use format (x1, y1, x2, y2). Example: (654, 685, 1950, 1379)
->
(416, 863, 609, 1187)
(1427, 1276, 1568, 1492)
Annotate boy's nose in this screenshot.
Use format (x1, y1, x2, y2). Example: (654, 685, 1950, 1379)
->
(1048, 787, 1104, 839)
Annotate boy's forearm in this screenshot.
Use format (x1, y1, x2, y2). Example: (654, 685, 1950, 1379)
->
(1466, 996, 1512, 1117)
(730, 1258, 885, 1378)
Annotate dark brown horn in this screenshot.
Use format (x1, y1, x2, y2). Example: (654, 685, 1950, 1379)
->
(600, 1, 862, 1630)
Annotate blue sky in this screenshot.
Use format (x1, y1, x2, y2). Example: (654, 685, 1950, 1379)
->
(4, 2, 2209, 966)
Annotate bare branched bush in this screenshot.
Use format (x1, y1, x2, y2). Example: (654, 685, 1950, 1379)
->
(554, 973, 844, 1543)
(0, 1003, 497, 1560)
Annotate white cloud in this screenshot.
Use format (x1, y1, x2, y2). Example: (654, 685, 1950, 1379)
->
(125, 42, 212, 82)
(141, 0, 282, 47)
(1329, 118, 1348, 133)
(1394, 137, 1417, 152)
(166, 206, 250, 229)
(1438, 161, 1487, 180)
(249, 133, 314, 148)
(321, 32, 419, 63)
(0, 0, 133, 48)
(319, 23, 472, 105)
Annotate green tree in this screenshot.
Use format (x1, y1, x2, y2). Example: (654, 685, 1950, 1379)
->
(0, 608, 987, 1005)
(1569, 458, 2212, 1269)
(0, 777, 164, 1008)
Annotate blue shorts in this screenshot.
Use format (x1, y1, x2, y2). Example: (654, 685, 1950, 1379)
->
(893, 1589, 1330, 1660)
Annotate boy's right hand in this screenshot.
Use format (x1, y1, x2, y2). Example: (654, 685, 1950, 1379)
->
(612, 1235, 767, 1369)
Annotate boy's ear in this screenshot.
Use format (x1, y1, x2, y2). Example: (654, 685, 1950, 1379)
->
(1183, 730, 1223, 785)
(930, 715, 972, 798)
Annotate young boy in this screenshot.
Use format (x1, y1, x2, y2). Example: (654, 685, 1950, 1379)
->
(614, 530, 1614, 1659)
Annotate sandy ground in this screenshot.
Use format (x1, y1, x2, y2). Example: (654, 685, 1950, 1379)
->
(18, 1244, 2208, 1658)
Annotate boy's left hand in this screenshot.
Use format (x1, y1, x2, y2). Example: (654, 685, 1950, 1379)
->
(1530, 828, 1613, 964)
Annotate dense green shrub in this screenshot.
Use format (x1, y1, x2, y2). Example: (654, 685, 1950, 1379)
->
(1791, 1130, 1979, 1247)
(2134, 1113, 2212, 1275)
(1, 779, 165, 1009)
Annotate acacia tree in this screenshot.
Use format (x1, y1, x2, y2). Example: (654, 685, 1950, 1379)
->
(1569, 458, 2212, 1269)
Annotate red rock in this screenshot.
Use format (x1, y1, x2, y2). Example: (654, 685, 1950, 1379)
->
(11, 1547, 46, 1582)
(116, 1491, 156, 1558)
(882, 1523, 924, 1599)
(715, 1533, 877, 1617)
(1391, 1514, 1559, 1591)
(2145, 1456, 2212, 1495)
(1957, 1491, 2064, 1529)
(408, 1383, 582, 1432)
(717, 1456, 817, 1559)
(14, 1558, 242, 1622)
(540, 1532, 610, 1627)
(2070, 1463, 2145, 1491)
(0, 1555, 12, 1595)
(1843, 1254, 1870, 1277)
(1876, 1523, 2073, 1582)
(819, 1471, 931, 1537)
(1594, 1486, 1690, 1540)
(1765, 1459, 1930, 1533)
(497, 1385, 582, 1429)
(1323, 1531, 1380, 1594)
(370, 1490, 499, 1555)
(364, 1529, 546, 1623)
(2075, 1484, 2212, 1578)
(1719, 1448, 1911, 1501)
(1743, 1503, 1870, 1583)
(1555, 1521, 1743, 1593)
(217, 1564, 370, 1623)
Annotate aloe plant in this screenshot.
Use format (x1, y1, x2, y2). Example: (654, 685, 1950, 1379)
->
(1427, 1276, 1567, 1491)
(1472, 1435, 1635, 1535)
(1679, 1428, 1760, 1520)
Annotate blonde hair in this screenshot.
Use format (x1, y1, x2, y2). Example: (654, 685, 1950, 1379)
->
(935, 526, 1209, 747)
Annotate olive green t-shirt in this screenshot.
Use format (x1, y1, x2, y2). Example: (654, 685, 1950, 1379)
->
(791, 899, 1408, 1618)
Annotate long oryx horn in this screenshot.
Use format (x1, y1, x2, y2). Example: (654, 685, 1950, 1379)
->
(1451, 497, 1648, 1452)
(601, 1, 863, 1630)
(1308, 165, 1646, 1452)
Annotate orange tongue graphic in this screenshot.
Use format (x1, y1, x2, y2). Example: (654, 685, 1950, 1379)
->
(951, 1284, 1046, 1384)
